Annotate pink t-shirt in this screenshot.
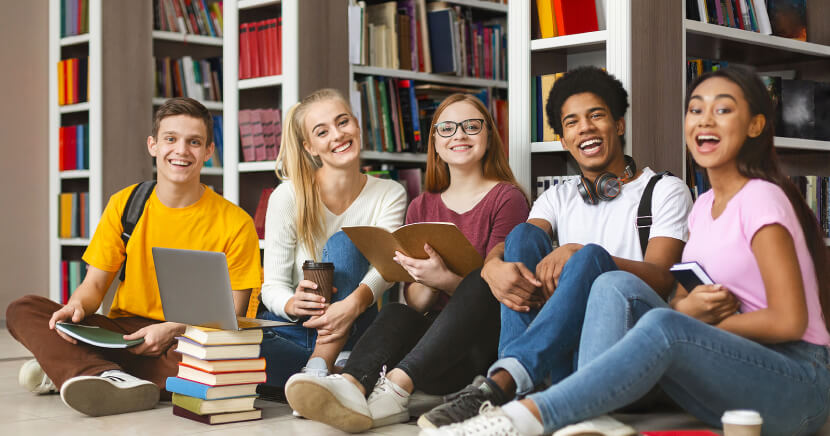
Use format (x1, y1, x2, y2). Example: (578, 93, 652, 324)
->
(682, 179, 830, 345)
(406, 182, 530, 311)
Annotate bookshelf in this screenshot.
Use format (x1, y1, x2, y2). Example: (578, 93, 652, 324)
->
(222, 0, 349, 239)
(49, 0, 153, 303)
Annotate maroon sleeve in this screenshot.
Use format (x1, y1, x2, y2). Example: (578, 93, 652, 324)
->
(485, 185, 530, 254)
(405, 193, 426, 225)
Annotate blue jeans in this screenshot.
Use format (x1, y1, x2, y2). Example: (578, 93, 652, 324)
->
(530, 297, 830, 435)
(257, 231, 379, 387)
(489, 223, 620, 394)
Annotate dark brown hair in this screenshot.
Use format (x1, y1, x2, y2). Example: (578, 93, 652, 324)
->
(152, 97, 214, 145)
(686, 66, 830, 331)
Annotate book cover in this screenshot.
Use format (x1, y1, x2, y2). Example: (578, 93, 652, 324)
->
(238, 22, 249, 79)
(427, 8, 457, 74)
(171, 393, 257, 415)
(251, 108, 266, 161)
(180, 354, 266, 373)
(183, 325, 263, 346)
(536, 0, 557, 38)
(766, 0, 807, 41)
(554, 0, 598, 36)
(342, 223, 484, 283)
(55, 322, 144, 348)
(173, 405, 262, 425)
(540, 73, 563, 142)
(253, 187, 275, 240)
(238, 109, 256, 162)
(166, 377, 259, 400)
(176, 336, 261, 361)
(752, 0, 774, 34)
(256, 20, 270, 77)
(177, 363, 267, 386)
(377, 79, 394, 152)
(670, 261, 715, 291)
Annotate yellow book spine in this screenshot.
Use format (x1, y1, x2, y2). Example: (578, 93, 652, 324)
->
(536, 0, 556, 39)
(66, 58, 75, 105)
(58, 60, 66, 106)
(59, 193, 73, 238)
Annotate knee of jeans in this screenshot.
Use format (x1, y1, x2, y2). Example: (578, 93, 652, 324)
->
(589, 271, 645, 300)
(505, 223, 545, 249)
(573, 243, 611, 263)
(635, 308, 685, 336)
(322, 231, 361, 261)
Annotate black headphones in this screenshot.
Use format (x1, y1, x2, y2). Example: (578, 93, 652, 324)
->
(577, 155, 637, 205)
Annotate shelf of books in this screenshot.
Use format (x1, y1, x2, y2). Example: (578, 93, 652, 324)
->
(50, 0, 99, 304)
(151, 30, 224, 47)
(349, 0, 509, 203)
(510, 0, 629, 194)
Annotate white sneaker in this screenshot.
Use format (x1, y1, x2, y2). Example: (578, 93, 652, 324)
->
(419, 402, 522, 436)
(285, 373, 372, 433)
(368, 366, 410, 428)
(18, 359, 57, 394)
(551, 415, 637, 436)
(60, 370, 159, 416)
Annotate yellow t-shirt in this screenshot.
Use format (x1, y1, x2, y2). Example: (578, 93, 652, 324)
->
(83, 184, 262, 320)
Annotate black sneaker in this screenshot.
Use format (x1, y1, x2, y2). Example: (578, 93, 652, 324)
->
(417, 376, 509, 429)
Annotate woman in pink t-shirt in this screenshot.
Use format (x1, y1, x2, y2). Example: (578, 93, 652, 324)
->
(417, 67, 830, 436)
(284, 94, 529, 432)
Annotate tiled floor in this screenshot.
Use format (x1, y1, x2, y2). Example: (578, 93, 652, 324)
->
(1, 328, 829, 435)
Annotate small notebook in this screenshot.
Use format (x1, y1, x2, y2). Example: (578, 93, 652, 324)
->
(55, 322, 144, 348)
(670, 261, 715, 291)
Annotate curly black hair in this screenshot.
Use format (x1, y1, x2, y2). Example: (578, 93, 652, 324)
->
(545, 66, 629, 146)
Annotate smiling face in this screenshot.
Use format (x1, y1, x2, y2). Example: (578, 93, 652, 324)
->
(559, 92, 625, 178)
(302, 98, 361, 169)
(685, 77, 765, 172)
(433, 101, 489, 171)
(148, 114, 214, 187)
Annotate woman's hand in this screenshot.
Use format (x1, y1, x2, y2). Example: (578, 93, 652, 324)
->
(394, 244, 462, 293)
(303, 296, 361, 345)
(124, 322, 186, 356)
(674, 284, 740, 325)
(285, 280, 328, 318)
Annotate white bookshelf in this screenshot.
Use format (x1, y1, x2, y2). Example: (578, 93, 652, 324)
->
(59, 238, 92, 247)
(530, 31, 607, 52)
(151, 97, 222, 111)
(351, 65, 508, 89)
(774, 137, 830, 152)
(238, 75, 284, 90)
(361, 150, 427, 163)
(59, 102, 90, 114)
(530, 141, 565, 154)
(60, 33, 90, 46)
(238, 161, 277, 173)
(59, 170, 91, 179)
(151, 30, 223, 46)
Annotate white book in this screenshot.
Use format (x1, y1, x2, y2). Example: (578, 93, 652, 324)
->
(752, 0, 773, 35)
(348, 4, 364, 65)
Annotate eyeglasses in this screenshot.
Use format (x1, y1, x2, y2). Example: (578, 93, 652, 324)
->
(434, 119, 485, 138)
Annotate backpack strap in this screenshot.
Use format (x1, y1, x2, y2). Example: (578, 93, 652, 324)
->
(636, 172, 672, 257)
(119, 181, 156, 281)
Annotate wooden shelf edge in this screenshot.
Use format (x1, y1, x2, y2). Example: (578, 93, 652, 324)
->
(774, 137, 830, 152)
(352, 65, 507, 89)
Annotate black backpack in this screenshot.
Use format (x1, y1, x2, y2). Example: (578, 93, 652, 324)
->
(117, 180, 157, 281)
(636, 171, 672, 257)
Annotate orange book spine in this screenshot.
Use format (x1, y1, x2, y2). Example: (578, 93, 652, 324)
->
(58, 60, 66, 106)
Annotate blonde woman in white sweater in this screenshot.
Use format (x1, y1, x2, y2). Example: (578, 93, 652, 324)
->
(257, 89, 407, 388)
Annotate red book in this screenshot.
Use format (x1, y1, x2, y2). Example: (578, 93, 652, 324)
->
(495, 99, 509, 156)
(270, 108, 282, 154)
(238, 110, 256, 162)
(275, 17, 282, 75)
(267, 18, 279, 77)
(253, 188, 275, 239)
(257, 21, 270, 77)
(259, 109, 277, 160)
(553, 0, 598, 36)
(238, 23, 250, 79)
(58, 127, 66, 171)
(61, 260, 69, 304)
(248, 22, 261, 78)
(733, 0, 746, 30)
(484, 27, 492, 79)
(251, 110, 266, 161)
(65, 125, 78, 171)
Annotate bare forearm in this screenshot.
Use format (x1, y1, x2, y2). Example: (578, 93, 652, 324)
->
(613, 256, 676, 299)
(484, 243, 505, 265)
(66, 283, 106, 316)
(233, 289, 252, 316)
(348, 283, 376, 314)
(717, 308, 807, 343)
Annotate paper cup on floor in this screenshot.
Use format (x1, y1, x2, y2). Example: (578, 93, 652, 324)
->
(722, 410, 762, 436)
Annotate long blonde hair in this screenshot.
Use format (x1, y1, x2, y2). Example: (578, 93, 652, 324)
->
(425, 93, 526, 201)
(275, 88, 355, 258)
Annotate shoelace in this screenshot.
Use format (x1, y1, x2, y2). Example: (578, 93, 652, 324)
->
(443, 402, 516, 435)
(368, 365, 390, 401)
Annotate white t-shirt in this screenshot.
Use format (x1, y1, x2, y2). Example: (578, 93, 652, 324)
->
(261, 176, 407, 320)
(528, 167, 693, 261)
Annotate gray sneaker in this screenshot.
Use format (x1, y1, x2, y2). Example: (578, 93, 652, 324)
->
(18, 359, 57, 394)
(417, 376, 509, 429)
(60, 370, 159, 416)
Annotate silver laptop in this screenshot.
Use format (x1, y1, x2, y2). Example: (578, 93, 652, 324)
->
(152, 247, 289, 330)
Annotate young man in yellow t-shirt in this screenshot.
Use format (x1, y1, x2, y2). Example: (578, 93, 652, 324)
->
(6, 98, 262, 416)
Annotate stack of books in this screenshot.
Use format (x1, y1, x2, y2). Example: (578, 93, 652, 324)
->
(166, 326, 267, 425)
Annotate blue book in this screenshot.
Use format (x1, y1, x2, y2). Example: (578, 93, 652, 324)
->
(165, 377, 259, 400)
(427, 9, 457, 74)
(75, 124, 84, 170)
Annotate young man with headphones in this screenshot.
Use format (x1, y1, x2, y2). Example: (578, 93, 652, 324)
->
(418, 66, 695, 430)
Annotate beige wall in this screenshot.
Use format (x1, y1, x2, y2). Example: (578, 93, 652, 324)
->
(0, 1, 49, 317)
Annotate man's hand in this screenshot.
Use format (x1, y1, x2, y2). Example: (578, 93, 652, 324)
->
(481, 258, 542, 312)
(49, 303, 86, 344)
(535, 243, 583, 299)
(124, 322, 186, 356)
(303, 297, 361, 345)
(674, 284, 740, 325)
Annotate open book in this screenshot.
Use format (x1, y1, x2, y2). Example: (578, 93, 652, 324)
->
(55, 322, 144, 348)
(342, 222, 483, 283)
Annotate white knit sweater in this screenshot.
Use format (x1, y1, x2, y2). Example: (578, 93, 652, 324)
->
(261, 176, 407, 320)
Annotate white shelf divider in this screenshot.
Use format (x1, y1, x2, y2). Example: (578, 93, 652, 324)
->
(774, 137, 830, 152)
(59, 238, 91, 247)
(152, 97, 222, 111)
(530, 141, 566, 153)
(151, 30, 223, 46)
(352, 65, 507, 89)
(60, 33, 90, 46)
(443, 0, 507, 13)
(238, 161, 277, 173)
(59, 170, 91, 179)
(238, 75, 283, 90)
(59, 102, 90, 113)
(530, 31, 607, 52)
(361, 150, 428, 163)
(239, 0, 281, 9)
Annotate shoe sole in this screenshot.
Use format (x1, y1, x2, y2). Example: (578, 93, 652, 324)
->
(417, 414, 438, 429)
(61, 377, 159, 416)
(372, 410, 410, 428)
(285, 380, 372, 433)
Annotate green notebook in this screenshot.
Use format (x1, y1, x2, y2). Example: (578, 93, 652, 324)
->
(55, 322, 144, 348)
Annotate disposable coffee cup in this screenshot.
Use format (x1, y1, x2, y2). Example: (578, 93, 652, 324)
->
(302, 260, 334, 302)
(722, 410, 762, 436)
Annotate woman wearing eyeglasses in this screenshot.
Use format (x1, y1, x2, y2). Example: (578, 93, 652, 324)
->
(285, 93, 530, 433)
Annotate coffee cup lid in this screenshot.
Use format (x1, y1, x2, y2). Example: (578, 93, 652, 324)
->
(302, 260, 334, 269)
(721, 410, 763, 426)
